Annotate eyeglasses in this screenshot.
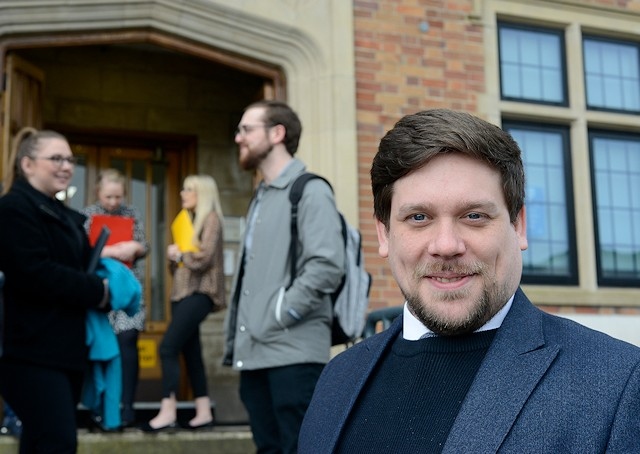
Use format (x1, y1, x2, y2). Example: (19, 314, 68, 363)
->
(234, 124, 271, 137)
(30, 155, 77, 166)
(181, 187, 195, 192)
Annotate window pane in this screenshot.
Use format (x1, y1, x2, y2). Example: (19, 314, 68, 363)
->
(584, 38, 640, 112)
(542, 69, 563, 100)
(499, 24, 565, 104)
(502, 65, 522, 96)
(622, 79, 640, 109)
(591, 133, 640, 284)
(522, 67, 542, 99)
(68, 155, 87, 211)
(586, 74, 604, 106)
(594, 171, 611, 207)
(507, 124, 576, 282)
(549, 205, 568, 241)
(546, 167, 565, 204)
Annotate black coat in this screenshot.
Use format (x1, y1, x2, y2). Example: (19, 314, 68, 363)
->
(0, 179, 105, 370)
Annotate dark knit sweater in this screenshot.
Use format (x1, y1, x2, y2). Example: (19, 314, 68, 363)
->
(336, 329, 497, 453)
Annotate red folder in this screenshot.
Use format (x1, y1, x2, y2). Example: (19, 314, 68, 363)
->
(88, 214, 135, 267)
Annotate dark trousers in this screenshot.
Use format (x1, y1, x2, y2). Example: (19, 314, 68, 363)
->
(0, 359, 83, 454)
(159, 293, 212, 398)
(240, 363, 324, 454)
(117, 329, 139, 423)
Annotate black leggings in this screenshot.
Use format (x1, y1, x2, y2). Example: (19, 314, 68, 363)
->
(0, 359, 83, 454)
(117, 329, 139, 422)
(159, 293, 213, 398)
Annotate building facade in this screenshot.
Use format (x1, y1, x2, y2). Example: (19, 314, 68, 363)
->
(1, 0, 639, 422)
(354, 0, 640, 342)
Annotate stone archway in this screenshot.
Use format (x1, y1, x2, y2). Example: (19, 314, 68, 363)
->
(0, 0, 359, 222)
(0, 0, 358, 424)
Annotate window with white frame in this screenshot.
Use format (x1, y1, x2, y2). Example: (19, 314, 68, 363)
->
(498, 21, 640, 288)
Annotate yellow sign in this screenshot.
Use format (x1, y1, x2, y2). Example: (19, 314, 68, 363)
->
(137, 338, 157, 368)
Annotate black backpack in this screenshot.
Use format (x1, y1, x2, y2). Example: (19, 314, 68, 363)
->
(288, 173, 371, 345)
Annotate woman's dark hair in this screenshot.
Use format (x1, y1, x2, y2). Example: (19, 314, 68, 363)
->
(245, 100, 302, 156)
(371, 109, 525, 229)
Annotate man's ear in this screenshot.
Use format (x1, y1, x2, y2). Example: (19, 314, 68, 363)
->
(375, 218, 389, 258)
(269, 124, 286, 145)
(515, 205, 528, 251)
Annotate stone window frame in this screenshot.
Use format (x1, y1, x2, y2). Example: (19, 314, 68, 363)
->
(482, 0, 640, 307)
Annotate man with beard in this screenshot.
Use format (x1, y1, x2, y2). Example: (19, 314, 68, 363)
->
(298, 109, 640, 453)
(223, 100, 345, 454)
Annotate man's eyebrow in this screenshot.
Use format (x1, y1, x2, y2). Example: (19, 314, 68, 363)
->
(458, 200, 501, 212)
(396, 200, 500, 215)
(396, 203, 430, 216)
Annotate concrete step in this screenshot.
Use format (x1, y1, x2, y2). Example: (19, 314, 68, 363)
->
(0, 425, 255, 454)
(77, 400, 250, 430)
(0, 402, 254, 454)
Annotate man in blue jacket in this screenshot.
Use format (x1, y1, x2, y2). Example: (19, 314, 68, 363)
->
(299, 109, 640, 453)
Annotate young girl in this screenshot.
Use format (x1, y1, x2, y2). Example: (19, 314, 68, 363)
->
(82, 168, 148, 428)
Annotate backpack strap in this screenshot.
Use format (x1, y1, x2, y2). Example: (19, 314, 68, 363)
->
(288, 173, 333, 288)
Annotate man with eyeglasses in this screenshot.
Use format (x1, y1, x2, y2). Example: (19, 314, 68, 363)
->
(223, 100, 345, 454)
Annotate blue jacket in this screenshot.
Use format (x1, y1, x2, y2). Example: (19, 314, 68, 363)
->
(82, 258, 141, 430)
(299, 288, 640, 453)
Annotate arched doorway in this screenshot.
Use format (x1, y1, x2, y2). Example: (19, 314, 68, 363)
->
(0, 1, 358, 425)
(0, 31, 284, 421)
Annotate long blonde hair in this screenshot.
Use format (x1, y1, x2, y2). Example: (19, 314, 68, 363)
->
(183, 174, 224, 247)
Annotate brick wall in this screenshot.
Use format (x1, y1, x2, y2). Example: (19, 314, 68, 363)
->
(354, 0, 483, 310)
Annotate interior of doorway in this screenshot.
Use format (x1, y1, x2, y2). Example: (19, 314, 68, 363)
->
(61, 130, 196, 402)
(2, 35, 278, 421)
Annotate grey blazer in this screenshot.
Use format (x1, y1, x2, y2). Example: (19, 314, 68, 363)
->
(299, 288, 640, 453)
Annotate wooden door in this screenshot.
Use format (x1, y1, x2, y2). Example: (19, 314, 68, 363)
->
(69, 142, 185, 330)
(0, 53, 44, 182)
(68, 140, 190, 399)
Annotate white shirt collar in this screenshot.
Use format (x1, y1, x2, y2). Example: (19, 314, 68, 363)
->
(402, 294, 515, 340)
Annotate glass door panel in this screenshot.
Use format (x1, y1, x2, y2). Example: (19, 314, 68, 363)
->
(101, 147, 169, 328)
(68, 142, 182, 332)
